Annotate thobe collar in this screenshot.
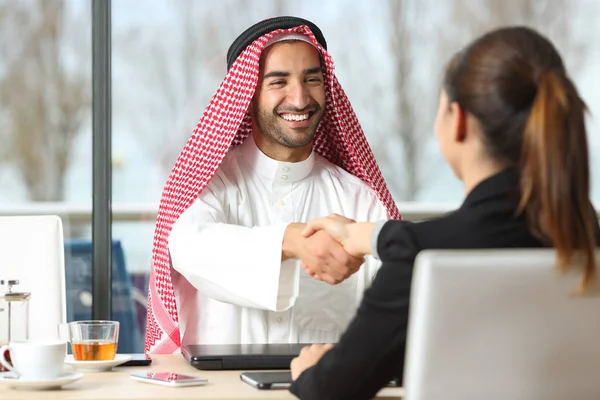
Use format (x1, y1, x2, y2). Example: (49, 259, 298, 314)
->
(239, 134, 316, 183)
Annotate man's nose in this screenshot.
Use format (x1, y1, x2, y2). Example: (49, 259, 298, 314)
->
(287, 82, 310, 110)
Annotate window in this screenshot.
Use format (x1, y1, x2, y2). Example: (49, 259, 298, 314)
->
(0, 0, 93, 334)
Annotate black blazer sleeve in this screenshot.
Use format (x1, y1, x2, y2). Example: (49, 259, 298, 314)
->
(289, 221, 420, 400)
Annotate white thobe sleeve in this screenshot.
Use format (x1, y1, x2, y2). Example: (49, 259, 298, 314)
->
(168, 184, 298, 312)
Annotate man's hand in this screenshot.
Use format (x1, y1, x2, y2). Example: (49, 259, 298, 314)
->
(290, 343, 334, 380)
(301, 214, 375, 258)
(282, 223, 365, 285)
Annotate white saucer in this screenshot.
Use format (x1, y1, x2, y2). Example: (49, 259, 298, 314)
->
(64, 354, 132, 372)
(0, 371, 83, 390)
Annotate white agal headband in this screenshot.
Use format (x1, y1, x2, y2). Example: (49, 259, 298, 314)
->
(264, 32, 317, 49)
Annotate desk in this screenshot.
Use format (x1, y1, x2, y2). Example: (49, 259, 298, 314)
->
(0, 355, 404, 399)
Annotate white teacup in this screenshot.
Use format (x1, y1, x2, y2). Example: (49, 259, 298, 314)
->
(0, 340, 66, 380)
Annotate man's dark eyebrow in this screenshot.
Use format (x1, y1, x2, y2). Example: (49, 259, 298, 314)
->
(263, 71, 289, 79)
(263, 67, 323, 80)
(304, 67, 323, 75)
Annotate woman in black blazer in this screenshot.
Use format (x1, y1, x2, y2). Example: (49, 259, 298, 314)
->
(288, 26, 600, 400)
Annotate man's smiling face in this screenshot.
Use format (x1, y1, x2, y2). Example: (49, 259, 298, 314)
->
(252, 40, 325, 154)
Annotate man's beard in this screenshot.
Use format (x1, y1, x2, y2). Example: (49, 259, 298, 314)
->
(254, 104, 324, 148)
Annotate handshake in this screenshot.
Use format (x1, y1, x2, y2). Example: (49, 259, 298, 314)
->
(281, 214, 372, 285)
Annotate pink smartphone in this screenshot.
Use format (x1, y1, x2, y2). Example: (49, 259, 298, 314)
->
(131, 372, 208, 387)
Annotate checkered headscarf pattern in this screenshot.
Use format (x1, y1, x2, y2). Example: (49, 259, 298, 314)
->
(144, 25, 401, 354)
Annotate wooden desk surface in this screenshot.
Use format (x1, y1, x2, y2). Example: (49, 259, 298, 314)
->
(0, 355, 404, 399)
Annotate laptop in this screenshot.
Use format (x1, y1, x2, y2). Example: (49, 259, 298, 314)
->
(183, 343, 311, 370)
(403, 249, 600, 400)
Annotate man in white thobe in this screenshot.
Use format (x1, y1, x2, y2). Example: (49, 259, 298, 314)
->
(144, 16, 400, 353)
(170, 134, 389, 345)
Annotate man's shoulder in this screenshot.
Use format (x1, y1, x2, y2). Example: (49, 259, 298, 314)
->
(313, 153, 376, 194)
(219, 144, 242, 167)
(209, 144, 244, 179)
(197, 146, 244, 196)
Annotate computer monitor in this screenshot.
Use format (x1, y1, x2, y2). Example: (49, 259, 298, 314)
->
(0, 216, 66, 341)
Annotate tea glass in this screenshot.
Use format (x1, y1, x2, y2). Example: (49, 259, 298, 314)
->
(64, 321, 119, 361)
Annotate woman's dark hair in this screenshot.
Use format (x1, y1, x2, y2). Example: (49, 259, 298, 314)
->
(444, 26, 595, 289)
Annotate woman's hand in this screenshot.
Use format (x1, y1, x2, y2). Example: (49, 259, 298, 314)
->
(290, 343, 334, 380)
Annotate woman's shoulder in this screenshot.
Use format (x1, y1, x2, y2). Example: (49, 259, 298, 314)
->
(392, 202, 541, 250)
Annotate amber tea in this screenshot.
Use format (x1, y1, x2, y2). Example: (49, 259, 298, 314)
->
(64, 320, 119, 360)
(72, 340, 117, 361)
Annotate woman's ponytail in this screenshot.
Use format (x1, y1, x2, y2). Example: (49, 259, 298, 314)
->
(519, 71, 596, 290)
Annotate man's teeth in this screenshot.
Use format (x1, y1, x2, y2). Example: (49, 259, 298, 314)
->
(281, 113, 309, 121)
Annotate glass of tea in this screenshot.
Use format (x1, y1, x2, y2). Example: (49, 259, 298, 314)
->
(67, 320, 119, 361)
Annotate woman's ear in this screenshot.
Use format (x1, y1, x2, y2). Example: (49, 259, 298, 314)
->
(450, 101, 467, 143)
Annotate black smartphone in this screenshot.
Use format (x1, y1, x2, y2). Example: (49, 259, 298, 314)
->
(240, 371, 292, 389)
(121, 353, 153, 367)
(240, 371, 401, 390)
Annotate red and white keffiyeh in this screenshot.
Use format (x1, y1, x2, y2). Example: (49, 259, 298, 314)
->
(144, 25, 401, 354)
